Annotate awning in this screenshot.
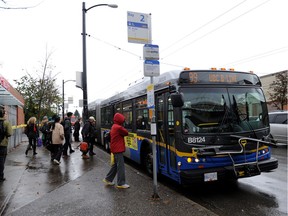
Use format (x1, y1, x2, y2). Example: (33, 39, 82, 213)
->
(0, 75, 24, 107)
(0, 85, 23, 106)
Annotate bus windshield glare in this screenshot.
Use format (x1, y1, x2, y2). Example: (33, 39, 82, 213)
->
(181, 87, 269, 134)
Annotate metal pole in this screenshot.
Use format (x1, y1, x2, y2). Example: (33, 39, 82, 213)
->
(62, 80, 76, 120)
(62, 79, 65, 119)
(82, 3, 117, 122)
(82, 2, 88, 122)
(150, 76, 159, 198)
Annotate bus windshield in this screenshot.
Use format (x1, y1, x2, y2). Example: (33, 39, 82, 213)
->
(181, 87, 269, 134)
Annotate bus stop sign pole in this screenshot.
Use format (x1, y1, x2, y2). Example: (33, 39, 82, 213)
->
(149, 77, 159, 199)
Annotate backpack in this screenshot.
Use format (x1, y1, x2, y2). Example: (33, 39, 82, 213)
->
(62, 118, 70, 132)
(0, 120, 6, 143)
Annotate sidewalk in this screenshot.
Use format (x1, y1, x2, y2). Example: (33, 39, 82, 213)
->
(1, 136, 217, 216)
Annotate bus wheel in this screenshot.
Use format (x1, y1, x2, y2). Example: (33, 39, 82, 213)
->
(104, 140, 110, 153)
(143, 152, 153, 176)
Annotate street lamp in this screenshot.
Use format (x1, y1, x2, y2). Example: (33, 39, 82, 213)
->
(82, 2, 118, 121)
(62, 79, 76, 119)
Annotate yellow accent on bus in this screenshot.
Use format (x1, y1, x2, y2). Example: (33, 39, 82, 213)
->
(124, 133, 138, 150)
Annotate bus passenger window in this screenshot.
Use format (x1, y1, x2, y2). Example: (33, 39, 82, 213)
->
(136, 108, 149, 130)
(123, 101, 132, 129)
(122, 112, 131, 129)
(136, 116, 146, 129)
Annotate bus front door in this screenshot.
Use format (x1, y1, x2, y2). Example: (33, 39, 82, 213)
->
(156, 93, 178, 180)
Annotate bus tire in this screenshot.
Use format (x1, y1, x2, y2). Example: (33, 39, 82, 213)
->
(141, 144, 153, 176)
(144, 152, 153, 177)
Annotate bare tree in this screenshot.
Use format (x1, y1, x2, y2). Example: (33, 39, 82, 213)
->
(14, 47, 62, 122)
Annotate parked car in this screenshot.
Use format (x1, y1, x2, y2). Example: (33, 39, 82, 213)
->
(268, 111, 288, 145)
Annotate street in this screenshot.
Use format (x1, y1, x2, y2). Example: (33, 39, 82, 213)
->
(0, 138, 216, 216)
(169, 146, 287, 216)
(0, 138, 287, 216)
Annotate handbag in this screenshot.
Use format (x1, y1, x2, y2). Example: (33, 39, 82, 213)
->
(37, 137, 43, 147)
(80, 142, 88, 153)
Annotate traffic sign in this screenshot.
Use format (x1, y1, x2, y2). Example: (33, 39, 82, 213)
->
(143, 44, 159, 60)
(144, 60, 160, 77)
(127, 11, 151, 44)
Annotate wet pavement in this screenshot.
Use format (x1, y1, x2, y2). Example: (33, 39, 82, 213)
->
(0, 136, 217, 216)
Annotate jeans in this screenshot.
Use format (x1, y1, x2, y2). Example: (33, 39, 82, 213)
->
(27, 137, 37, 154)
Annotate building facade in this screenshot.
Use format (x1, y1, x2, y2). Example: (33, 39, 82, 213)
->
(260, 70, 288, 111)
(0, 74, 25, 151)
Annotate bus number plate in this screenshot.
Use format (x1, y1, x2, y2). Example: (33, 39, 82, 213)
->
(204, 172, 218, 182)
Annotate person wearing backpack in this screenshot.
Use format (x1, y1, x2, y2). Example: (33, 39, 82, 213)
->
(25, 116, 39, 156)
(0, 108, 12, 182)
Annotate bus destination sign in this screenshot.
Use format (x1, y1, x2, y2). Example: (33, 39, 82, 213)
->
(179, 71, 259, 85)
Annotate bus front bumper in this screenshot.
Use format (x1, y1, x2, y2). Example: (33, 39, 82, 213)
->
(180, 157, 278, 185)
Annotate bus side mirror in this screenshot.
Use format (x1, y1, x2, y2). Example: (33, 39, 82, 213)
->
(171, 93, 184, 107)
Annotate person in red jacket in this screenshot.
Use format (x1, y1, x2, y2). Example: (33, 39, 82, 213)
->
(103, 113, 129, 189)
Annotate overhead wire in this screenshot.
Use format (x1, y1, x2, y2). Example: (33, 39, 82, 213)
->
(161, 0, 272, 60)
(86, 0, 274, 72)
(86, 34, 142, 60)
(161, 0, 248, 54)
(225, 47, 288, 66)
(85, 0, 279, 99)
(86, 34, 145, 97)
(90, 67, 143, 100)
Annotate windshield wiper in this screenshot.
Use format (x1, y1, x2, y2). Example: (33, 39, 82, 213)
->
(232, 95, 258, 139)
(211, 95, 230, 144)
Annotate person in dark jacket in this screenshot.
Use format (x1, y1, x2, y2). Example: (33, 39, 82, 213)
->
(62, 112, 74, 157)
(81, 116, 96, 158)
(73, 117, 81, 142)
(40, 116, 51, 147)
(103, 113, 129, 189)
(25, 116, 39, 156)
(0, 108, 12, 182)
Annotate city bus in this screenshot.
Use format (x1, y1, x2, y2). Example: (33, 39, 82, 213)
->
(88, 68, 278, 185)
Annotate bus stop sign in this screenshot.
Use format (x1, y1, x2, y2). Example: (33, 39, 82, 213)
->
(143, 44, 159, 60)
(144, 60, 160, 77)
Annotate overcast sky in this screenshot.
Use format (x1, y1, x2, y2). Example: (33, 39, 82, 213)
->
(0, 0, 287, 112)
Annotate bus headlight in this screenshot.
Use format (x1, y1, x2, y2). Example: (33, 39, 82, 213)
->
(187, 157, 192, 163)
